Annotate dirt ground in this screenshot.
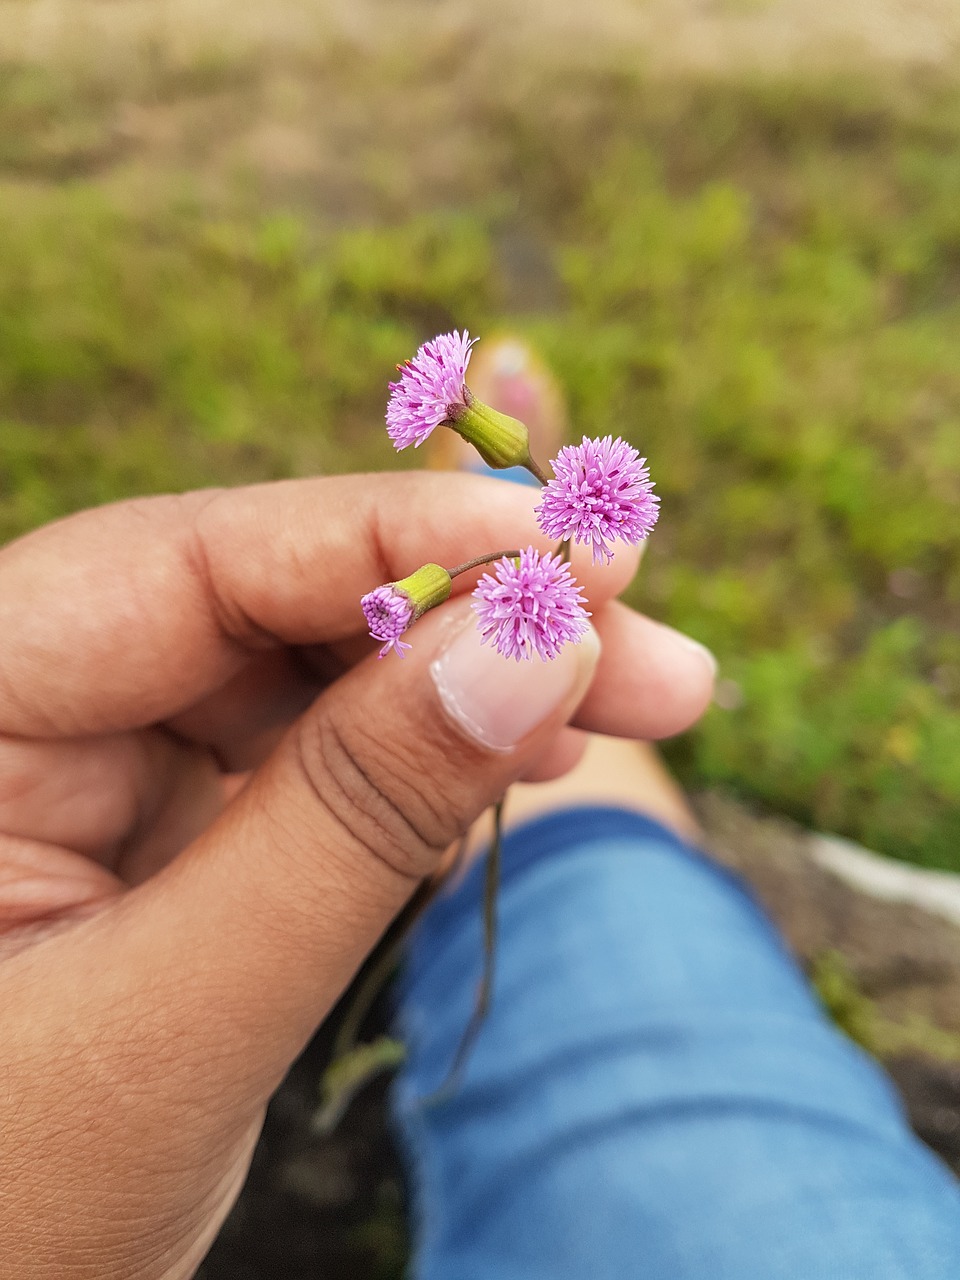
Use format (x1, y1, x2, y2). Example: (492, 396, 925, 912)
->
(700, 791, 960, 1174)
(4, 0, 959, 233)
(3, 0, 960, 73)
(4, 0, 959, 232)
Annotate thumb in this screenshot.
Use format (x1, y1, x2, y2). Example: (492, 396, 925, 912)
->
(120, 600, 600, 1096)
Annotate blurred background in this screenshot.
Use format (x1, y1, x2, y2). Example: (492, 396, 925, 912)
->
(3, 2, 960, 1275)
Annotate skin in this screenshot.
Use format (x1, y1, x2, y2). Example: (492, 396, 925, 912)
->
(0, 472, 714, 1280)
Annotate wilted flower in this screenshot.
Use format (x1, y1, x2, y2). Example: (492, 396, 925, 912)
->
(361, 563, 453, 658)
(535, 435, 659, 564)
(472, 547, 591, 662)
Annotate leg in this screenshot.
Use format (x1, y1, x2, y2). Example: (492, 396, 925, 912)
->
(392, 794, 960, 1279)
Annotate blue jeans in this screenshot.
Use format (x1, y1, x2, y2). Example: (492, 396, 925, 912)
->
(391, 808, 960, 1278)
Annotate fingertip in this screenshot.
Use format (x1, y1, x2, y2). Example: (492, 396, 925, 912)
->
(519, 727, 589, 783)
(430, 611, 600, 753)
(576, 604, 716, 740)
(567, 539, 643, 603)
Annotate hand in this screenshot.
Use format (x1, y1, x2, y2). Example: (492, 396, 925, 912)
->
(0, 472, 713, 1279)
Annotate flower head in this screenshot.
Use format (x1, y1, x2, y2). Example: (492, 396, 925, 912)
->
(535, 435, 659, 564)
(472, 547, 591, 662)
(361, 562, 453, 658)
(361, 586, 415, 658)
(386, 330, 477, 450)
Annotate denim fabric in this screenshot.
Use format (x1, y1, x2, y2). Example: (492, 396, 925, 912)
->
(391, 808, 960, 1279)
(467, 461, 542, 488)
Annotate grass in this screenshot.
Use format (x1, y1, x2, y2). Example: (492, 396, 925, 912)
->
(1, 54, 960, 867)
(812, 950, 960, 1063)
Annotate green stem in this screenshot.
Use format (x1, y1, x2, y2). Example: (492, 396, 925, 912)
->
(331, 932, 405, 1063)
(448, 550, 521, 578)
(423, 795, 505, 1107)
(315, 880, 436, 1133)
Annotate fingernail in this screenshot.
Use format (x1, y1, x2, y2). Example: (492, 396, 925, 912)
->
(431, 622, 601, 751)
(657, 623, 718, 679)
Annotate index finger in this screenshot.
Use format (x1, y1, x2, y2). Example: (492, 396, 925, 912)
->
(0, 472, 639, 738)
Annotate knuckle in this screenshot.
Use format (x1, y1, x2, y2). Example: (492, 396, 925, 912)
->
(294, 705, 453, 884)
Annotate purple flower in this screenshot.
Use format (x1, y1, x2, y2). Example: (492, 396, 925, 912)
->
(386, 330, 477, 450)
(362, 585, 414, 658)
(535, 435, 660, 564)
(472, 547, 591, 662)
(360, 563, 453, 658)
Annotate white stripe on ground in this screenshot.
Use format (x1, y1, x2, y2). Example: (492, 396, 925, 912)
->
(810, 834, 960, 932)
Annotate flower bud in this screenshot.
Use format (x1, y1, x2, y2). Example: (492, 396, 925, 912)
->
(361, 562, 453, 658)
(445, 388, 534, 471)
(394, 562, 453, 614)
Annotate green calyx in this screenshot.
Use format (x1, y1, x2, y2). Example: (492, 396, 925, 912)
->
(393, 562, 453, 619)
(446, 390, 536, 473)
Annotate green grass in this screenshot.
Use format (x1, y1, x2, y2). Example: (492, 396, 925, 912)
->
(813, 950, 960, 1062)
(1, 63, 960, 867)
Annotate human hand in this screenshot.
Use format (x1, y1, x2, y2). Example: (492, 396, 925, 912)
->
(0, 472, 713, 1279)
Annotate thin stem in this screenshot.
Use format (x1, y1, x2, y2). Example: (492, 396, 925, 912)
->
(330, 880, 434, 1061)
(330, 933, 404, 1062)
(525, 455, 551, 486)
(318, 821, 498, 1130)
(422, 794, 505, 1107)
(558, 537, 572, 564)
(314, 1036, 406, 1135)
(448, 550, 521, 578)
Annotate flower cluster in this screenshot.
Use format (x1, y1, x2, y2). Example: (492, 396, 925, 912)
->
(363, 332, 659, 661)
(535, 435, 659, 564)
(386, 330, 476, 451)
(473, 548, 590, 662)
(361, 587, 414, 659)
(360, 563, 453, 659)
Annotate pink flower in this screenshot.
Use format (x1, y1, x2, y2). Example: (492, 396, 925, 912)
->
(472, 547, 591, 662)
(361, 586, 414, 658)
(535, 435, 659, 564)
(360, 563, 453, 658)
(386, 330, 477, 450)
